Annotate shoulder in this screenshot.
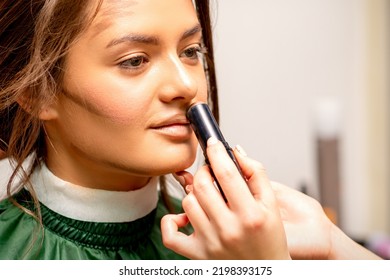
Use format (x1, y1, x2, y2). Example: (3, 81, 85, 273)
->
(0, 158, 14, 200)
(0, 156, 34, 201)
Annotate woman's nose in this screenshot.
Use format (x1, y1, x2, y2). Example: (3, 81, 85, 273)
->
(157, 54, 198, 103)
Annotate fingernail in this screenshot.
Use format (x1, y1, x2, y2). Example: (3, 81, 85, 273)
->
(235, 145, 248, 156)
(185, 185, 193, 194)
(207, 136, 219, 146)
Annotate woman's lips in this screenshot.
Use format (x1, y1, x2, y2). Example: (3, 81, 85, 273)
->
(151, 123, 193, 139)
(149, 113, 195, 140)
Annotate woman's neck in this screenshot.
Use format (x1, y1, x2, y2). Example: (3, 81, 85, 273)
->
(45, 152, 151, 191)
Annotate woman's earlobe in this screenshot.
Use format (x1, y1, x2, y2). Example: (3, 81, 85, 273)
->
(38, 106, 58, 120)
(16, 93, 58, 120)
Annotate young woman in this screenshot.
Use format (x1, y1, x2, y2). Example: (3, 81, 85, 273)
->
(0, 0, 289, 259)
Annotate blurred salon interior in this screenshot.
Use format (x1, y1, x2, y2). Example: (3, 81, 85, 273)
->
(212, 0, 390, 258)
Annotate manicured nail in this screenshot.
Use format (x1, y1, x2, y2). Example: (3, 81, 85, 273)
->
(235, 145, 248, 156)
(185, 185, 193, 194)
(207, 136, 219, 146)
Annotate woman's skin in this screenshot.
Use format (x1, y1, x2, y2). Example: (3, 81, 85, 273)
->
(39, 0, 208, 191)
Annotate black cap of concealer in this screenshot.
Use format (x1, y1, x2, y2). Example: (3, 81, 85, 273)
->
(186, 102, 228, 152)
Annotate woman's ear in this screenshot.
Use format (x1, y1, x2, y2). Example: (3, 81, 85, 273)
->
(17, 91, 58, 120)
(38, 105, 58, 120)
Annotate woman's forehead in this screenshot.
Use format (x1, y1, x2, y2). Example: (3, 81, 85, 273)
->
(89, 0, 197, 39)
(89, 0, 138, 36)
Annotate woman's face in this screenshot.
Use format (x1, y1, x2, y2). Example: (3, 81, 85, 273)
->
(44, 0, 207, 190)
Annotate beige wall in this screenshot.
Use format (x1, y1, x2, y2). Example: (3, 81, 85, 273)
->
(366, 0, 390, 234)
(213, 0, 390, 239)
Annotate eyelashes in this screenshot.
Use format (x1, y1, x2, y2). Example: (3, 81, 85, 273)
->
(119, 55, 148, 69)
(118, 44, 207, 72)
(181, 45, 207, 60)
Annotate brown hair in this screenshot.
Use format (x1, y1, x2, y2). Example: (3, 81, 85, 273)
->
(0, 0, 218, 215)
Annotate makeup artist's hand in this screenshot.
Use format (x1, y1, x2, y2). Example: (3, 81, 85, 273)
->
(161, 137, 290, 259)
(271, 182, 382, 260)
(271, 182, 333, 259)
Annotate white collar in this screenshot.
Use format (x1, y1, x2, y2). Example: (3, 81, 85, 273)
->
(31, 164, 159, 223)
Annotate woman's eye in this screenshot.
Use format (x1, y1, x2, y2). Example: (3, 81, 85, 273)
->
(181, 45, 205, 61)
(119, 55, 148, 69)
(183, 47, 199, 59)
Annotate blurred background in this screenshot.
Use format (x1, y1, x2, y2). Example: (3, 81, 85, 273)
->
(212, 0, 390, 252)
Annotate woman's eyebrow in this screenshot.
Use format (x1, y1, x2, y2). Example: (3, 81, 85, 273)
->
(106, 34, 159, 48)
(181, 23, 202, 40)
(106, 23, 202, 49)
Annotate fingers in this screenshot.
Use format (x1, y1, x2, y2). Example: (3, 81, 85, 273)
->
(161, 214, 199, 259)
(233, 146, 275, 204)
(205, 138, 254, 210)
(173, 171, 194, 193)
(173, 170, 193, 187)
(162, 139, 291, 260)
(205, 137, 276, 213)
(190, 165, 232, 227)
(182, 192, 212, 234)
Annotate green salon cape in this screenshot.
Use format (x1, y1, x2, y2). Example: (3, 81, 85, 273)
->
(0, 190, 188, 260)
